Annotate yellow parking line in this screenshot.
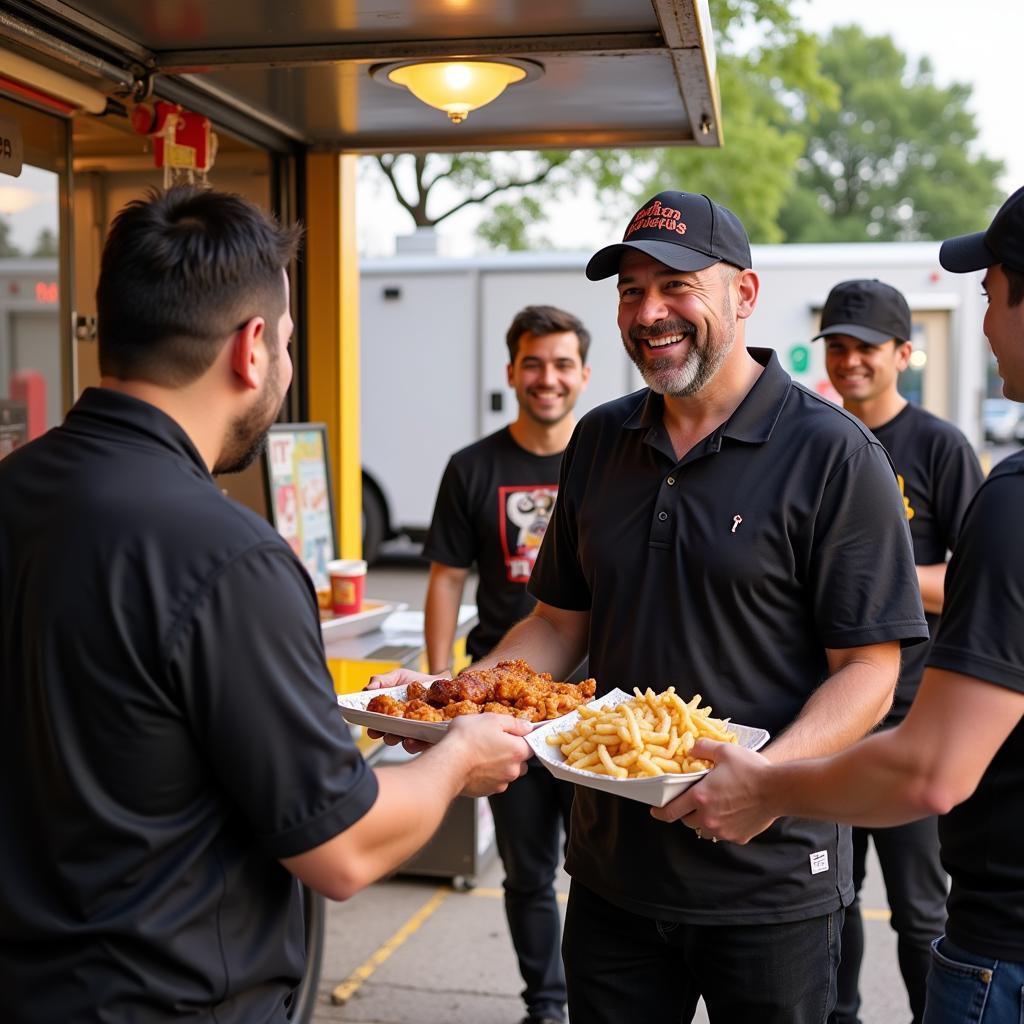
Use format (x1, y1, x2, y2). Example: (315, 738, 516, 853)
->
(330, 886, 451, 1005)
(863, 908, 892, 921)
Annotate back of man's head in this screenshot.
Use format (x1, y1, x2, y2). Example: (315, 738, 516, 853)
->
(97, 186, 301, 387)
(505, 305, 591, 364)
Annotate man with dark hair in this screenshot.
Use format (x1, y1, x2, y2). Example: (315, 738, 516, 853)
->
(813, 279, 983, 1024)
(377, 192, 928, 1023)
(0, 186, 531, 1023)
(423, 304, 591, 1024)
(662, 186, 1024, 1024)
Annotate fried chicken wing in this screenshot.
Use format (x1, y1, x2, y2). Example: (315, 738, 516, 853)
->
(403, 699, 444, 722)
(441, 700, 482, 718)
(366, 694, 406, 717)
(427, 675, 493, 705)
(406, 681, 429, 702)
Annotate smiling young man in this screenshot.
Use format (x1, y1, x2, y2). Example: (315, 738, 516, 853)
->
(816, 279, 983, 1024)
(378, 192, 929, 1024)
(422, 305, 590, 1024)
(660, 186, 1024, 1024)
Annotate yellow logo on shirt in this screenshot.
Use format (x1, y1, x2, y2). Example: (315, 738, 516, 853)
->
(897, 474, 915, 521)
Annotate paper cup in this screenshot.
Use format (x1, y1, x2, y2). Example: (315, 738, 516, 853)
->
(326, 559, 367, 615)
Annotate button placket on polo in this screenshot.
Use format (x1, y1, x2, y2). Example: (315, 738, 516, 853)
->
(650, 465, 684, 545)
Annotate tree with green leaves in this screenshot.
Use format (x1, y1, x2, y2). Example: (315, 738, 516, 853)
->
(0, 217, 21, 258)
(641, 0, 837, 242)
(777, 25, 1004, 242)
(31, 227, 58, 258)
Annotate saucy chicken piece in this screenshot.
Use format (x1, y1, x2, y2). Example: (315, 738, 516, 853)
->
(366, 694, 406, 717)
(403, 699, 444, 722)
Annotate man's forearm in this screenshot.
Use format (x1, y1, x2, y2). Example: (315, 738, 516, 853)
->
(916, 562, 947, 615)
(424, 565, 469, 674)
(763, 645, 898, 764)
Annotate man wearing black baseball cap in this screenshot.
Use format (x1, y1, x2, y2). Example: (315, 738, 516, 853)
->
(658, 185, 1024, 1024)
(814, 280, 982, 1024)
(369, 190, 926, 1024)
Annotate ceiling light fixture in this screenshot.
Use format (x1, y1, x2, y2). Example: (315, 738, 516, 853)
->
(372, 58, 543, 124)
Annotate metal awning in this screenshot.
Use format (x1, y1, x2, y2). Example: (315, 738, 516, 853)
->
(1, 0, 721, 153)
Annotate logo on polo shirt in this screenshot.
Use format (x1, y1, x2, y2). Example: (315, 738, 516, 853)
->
(626, 199, 688, 239)
(499, 484, 557, 582)
(810, 850, 829, 875)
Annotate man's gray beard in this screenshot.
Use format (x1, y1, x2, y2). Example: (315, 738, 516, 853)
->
(629, 332, 734, 397)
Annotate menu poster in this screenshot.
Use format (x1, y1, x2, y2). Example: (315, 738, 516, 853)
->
(0, 399, 28, 461)
(265, 424, 336, 592)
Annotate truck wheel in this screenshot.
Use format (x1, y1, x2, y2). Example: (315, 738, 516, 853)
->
(362, 481, 387, 565)
(291, 886, 326, 1023)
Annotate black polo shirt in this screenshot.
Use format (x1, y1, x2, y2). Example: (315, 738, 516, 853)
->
(529, 348, 927, 925)
(927, 450, 1024, 961)
(871, 404, 982, 722)
(0, 388, 378, 1022)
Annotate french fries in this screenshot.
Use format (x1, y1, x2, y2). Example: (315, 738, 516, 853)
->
(546, 687, 737, 778)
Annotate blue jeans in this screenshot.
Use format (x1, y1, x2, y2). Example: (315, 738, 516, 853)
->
(563, 881, 842, 1024)
(925, 936, 1024, 1024)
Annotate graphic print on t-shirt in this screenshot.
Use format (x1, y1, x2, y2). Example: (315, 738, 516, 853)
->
(896, 473, 915, 521)
(498, 484, 557, 582)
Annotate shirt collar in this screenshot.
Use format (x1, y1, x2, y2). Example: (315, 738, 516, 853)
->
(623, 347, 791, 445)
(64, 387, 211, 478)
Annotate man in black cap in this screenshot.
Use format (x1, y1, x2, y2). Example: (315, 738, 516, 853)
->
(661, 186, 1024, 1024)
(373, 191, 928, 1023)
(814, 279, 982, 1024)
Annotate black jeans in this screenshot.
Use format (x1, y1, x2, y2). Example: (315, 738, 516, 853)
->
(488, 755, 575, 1022)
(835, 819, 948, 1024)
(562, 880, 842, 1024)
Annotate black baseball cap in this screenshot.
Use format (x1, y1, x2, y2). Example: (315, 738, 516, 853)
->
(939, 185, 1024, 274)
(811, 279, 912, 346)
(586, 191, 752, 281)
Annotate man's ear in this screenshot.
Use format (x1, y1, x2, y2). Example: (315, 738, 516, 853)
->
(734, 269, 760, 320)
(894, 341, 913, 371)
(506, 362, 515, 388)
(229, 316, 267, 390)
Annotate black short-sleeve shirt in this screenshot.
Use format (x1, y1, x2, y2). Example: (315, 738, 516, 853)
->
(424, 428, 561, 660)
(927, 450, 1024, 961)
(0, 388, 378, 1022)
(529, 349, 928, 925)
(872, 404, 983, 721)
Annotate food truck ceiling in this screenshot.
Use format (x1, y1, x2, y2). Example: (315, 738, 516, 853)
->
(0, 0, 721, 152)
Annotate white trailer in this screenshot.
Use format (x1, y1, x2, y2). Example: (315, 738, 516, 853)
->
(360, 243, 989, 551)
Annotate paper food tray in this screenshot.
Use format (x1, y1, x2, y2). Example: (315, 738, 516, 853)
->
(337, 683, 569, 744)
(320, 599, 405, 641)
(526, 687, 770, 808)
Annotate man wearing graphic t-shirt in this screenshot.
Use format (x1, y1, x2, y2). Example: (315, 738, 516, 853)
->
(423, 305, 591, 1024)
(816, 279, 983, 1024)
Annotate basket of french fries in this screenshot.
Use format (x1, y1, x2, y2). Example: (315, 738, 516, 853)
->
(526, 687, 770, 807)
